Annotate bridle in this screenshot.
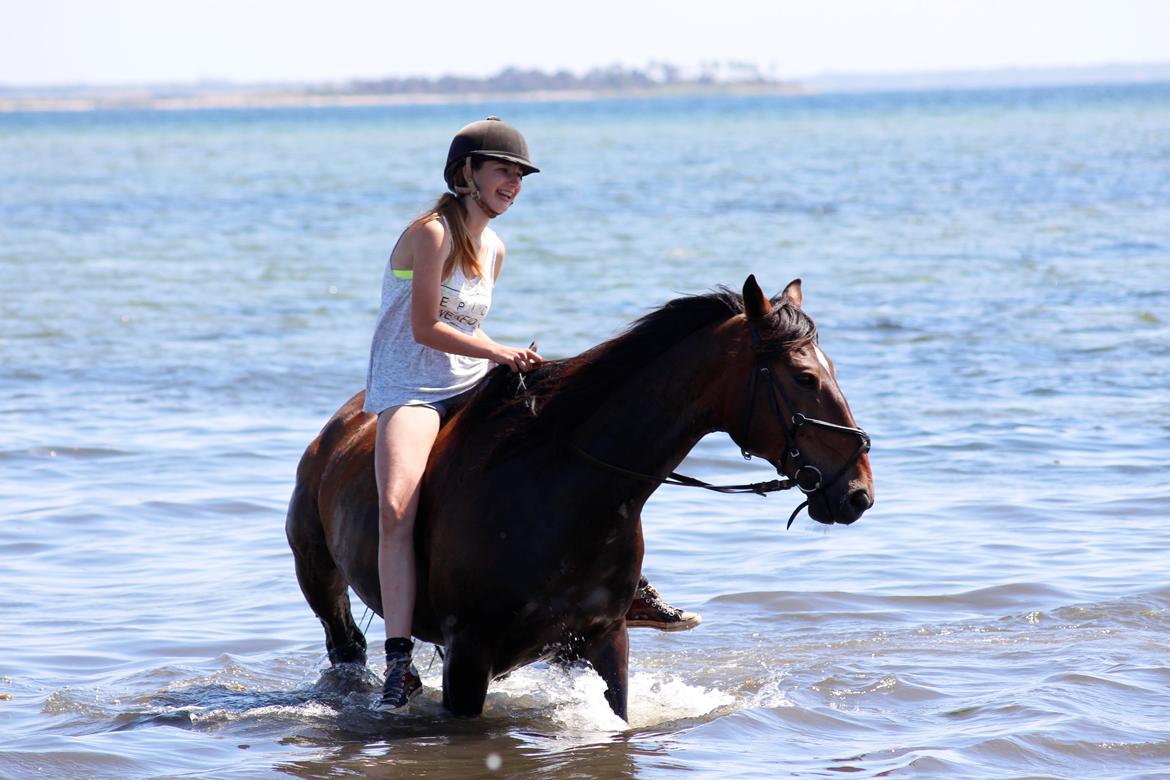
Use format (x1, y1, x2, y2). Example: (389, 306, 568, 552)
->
(561, 325, 871, 528)
(737, 327, 871, 526)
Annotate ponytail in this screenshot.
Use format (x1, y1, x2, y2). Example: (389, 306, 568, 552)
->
(410, 163, 484, 282)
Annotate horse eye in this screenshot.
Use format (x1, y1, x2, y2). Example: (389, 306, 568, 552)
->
(794, 373, 818, 388)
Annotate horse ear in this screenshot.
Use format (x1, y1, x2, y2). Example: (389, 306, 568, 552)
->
(743, 274, 773, 321)
(780, 278, 803, 308)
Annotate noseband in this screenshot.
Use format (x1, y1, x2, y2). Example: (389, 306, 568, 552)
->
(738, 333, 871, 526)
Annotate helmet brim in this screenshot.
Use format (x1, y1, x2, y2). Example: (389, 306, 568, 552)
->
(471, 152, 540, 176)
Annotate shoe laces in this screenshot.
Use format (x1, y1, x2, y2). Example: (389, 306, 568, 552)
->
(383, 653, 416, 697)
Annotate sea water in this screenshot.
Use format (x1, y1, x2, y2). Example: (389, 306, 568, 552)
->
(2, 83, 1169, 778)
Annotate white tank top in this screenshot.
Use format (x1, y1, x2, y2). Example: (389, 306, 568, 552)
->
(363, 225, 498, 415)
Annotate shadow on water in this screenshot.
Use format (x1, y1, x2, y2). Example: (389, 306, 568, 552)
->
(272, 732, 649, 780)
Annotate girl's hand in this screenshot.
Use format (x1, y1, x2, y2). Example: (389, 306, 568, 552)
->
(492, 344, 543, 373)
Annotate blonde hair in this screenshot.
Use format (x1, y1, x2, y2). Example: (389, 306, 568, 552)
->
(410, 160, 484, 281)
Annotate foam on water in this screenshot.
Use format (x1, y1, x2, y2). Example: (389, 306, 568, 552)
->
(477, 665, 734, 732)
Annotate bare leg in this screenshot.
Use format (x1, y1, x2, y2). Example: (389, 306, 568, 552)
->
(373, 405, 440, 708)
(373, 405, 441, 640)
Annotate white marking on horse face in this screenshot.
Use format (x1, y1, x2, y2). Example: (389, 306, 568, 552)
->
(813, 344, 831, 374)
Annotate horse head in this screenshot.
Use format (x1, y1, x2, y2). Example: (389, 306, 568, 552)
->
(717, 274, 874, 526)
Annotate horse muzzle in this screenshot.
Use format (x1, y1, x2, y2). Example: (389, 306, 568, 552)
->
(805, 475, 874, 525)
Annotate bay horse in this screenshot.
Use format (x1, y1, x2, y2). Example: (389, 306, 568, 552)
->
(286, 275, 873, 721)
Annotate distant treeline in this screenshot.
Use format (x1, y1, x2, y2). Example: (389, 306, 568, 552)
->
(323, 62, 788, 95)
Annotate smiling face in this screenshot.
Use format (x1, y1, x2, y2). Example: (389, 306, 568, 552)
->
(470, 158, 525, 213)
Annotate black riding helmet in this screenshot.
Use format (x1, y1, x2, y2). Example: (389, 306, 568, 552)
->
(443, 116, 539, 193)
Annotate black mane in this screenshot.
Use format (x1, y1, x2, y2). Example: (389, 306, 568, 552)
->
(453, 287, 818, 457)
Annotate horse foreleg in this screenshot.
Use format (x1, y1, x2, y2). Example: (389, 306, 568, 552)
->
(583, 621, 630, 721)
(286, 483, 367, 666)
(441, 633, 493, 717)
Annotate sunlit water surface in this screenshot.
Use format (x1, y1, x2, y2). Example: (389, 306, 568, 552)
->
(2, 84, 1169, 778)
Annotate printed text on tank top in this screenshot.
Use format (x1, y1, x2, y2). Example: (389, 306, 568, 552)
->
(437, 266, 492, 333)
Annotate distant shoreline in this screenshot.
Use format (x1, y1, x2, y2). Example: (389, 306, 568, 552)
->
(3, 61, 1167, 114)
(0, 82, 804, 114)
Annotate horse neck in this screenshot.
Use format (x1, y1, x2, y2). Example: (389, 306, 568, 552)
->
(571, 320, 742, 497)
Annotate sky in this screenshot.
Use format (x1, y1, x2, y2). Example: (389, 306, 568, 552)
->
(1, 0, 1167, 86)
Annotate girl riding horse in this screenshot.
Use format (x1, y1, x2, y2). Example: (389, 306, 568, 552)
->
(362, 117, 698, 709)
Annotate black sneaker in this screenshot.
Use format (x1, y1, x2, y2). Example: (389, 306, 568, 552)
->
(381, 649, 422, 709)
(625, 579, 702, 631)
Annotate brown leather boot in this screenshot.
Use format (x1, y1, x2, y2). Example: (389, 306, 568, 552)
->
(625, 576, 702, 631)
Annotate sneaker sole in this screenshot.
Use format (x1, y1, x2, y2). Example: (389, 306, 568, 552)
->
(626, 613, 702, 632)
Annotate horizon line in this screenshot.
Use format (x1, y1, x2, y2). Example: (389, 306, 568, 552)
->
(3, 59, 1170, 92)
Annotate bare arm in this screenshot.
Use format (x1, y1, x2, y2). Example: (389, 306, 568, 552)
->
(406, 221, 540, 372)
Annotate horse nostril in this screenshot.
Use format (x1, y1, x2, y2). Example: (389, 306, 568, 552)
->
(848, 488, 873, 515)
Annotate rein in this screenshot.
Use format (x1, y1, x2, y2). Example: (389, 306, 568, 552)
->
(514, 371, 793, 498)
(532, 323, 871, 529)
(567, 440, 795, 496)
